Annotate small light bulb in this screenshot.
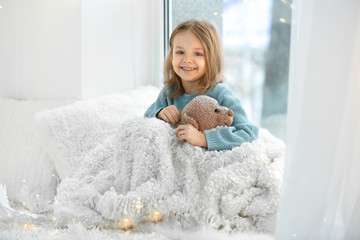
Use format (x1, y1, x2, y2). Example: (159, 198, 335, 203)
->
(280, 18, 287, 23)
(214, 11, 218, 16)
(120, 218, 133, 231)
(23, 223, 38, 230)
(150, 211, 163, 223)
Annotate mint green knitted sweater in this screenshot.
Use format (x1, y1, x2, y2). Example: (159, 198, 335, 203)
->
(144, 83, 258, 151)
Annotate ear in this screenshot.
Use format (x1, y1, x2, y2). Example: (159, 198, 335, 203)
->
(181, 113, 199, 130)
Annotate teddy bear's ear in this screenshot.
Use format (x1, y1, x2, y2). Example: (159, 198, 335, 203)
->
(181, 113, 199, 130)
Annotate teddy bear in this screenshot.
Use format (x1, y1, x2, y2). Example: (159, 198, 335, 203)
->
(179, 95, 234, 131)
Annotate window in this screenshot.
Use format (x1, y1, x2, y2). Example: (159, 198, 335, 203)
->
(166, 0, 292, 141)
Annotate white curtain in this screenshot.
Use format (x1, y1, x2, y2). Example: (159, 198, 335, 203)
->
(275, 0, 360, 239)
(131, 0, 164, 88)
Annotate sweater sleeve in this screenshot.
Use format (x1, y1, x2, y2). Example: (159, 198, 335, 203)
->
(205, 86, 259, 151)
(144, 87, 169, 118)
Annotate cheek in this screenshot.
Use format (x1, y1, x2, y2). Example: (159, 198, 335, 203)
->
(196, 58, 206, 69)
(172, 55, 181, 66)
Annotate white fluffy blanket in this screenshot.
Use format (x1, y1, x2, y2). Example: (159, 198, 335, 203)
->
(54, 117, 285, 232)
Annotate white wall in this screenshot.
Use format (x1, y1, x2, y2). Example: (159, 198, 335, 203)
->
(0, 0, 16, 97)
(81, 0, 134, 98)
(0, 0, 163, 100)
(81, 0, 164, 99)
(0, 0, 82, 99)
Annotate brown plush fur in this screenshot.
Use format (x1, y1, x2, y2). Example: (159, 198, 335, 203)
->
(179, 95, 233, 131)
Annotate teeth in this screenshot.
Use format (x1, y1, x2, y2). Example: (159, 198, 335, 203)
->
(182, 67, 195, 70)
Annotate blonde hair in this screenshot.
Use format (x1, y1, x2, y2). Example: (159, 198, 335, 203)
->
(164, 19, 223, 98)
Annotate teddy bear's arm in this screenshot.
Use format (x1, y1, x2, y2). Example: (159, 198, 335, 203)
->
(180, 113, 199, 130)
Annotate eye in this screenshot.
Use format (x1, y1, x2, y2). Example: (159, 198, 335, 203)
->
(214, 108, 220, 113)
(194, 52, 203, 56)
(176, 51, 184, 55)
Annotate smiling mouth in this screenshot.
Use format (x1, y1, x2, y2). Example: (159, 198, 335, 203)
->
(181, 67, 197, 71)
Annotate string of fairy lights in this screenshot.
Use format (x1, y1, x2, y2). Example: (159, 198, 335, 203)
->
(1, 174, 166, 233)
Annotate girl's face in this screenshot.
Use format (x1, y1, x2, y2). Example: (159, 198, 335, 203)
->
(172, 31, 206, 93)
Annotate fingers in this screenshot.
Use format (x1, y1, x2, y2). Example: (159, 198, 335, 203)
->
(176, 124, 208, 148)
(176, 124, 193, 141)
(176, 125, 186, 141)
(159, 105, 181, 125)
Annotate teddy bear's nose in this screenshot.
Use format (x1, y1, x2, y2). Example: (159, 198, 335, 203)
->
(228, 110, 234, 117)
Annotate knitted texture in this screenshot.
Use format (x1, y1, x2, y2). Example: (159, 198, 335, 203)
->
(145, 83, 259, 151)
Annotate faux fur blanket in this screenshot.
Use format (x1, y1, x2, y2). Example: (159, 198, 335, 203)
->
(54, 117, 285, 232)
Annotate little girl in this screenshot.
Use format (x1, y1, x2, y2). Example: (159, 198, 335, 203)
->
(145, 19, 258, 151)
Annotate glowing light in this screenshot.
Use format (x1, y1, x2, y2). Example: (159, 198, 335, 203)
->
(52, 216, 56, 221)
(280, 18, 287, 23)
(281, 0, 288, 3)
(324, 217, 327, 222)
(290, 4, 295, 9)
(50, 229, 59, 236)
(22, 179, 26, 183)
(23, 223, 38, 230)
(293, 233, 296, 238)
(120, 218, 133, 231)
(214, 11, 218, 16)
(150, 211, 163, 223)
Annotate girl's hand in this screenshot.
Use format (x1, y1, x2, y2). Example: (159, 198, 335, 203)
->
(176, 124, 208, 148)
(157, 105, 181, 125)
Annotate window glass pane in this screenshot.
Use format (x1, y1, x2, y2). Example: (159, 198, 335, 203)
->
(170, 0, 292, 141)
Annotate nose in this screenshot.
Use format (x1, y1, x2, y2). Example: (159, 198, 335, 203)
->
(183, 55, 193, 63)
(228, 110, 233, 117)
